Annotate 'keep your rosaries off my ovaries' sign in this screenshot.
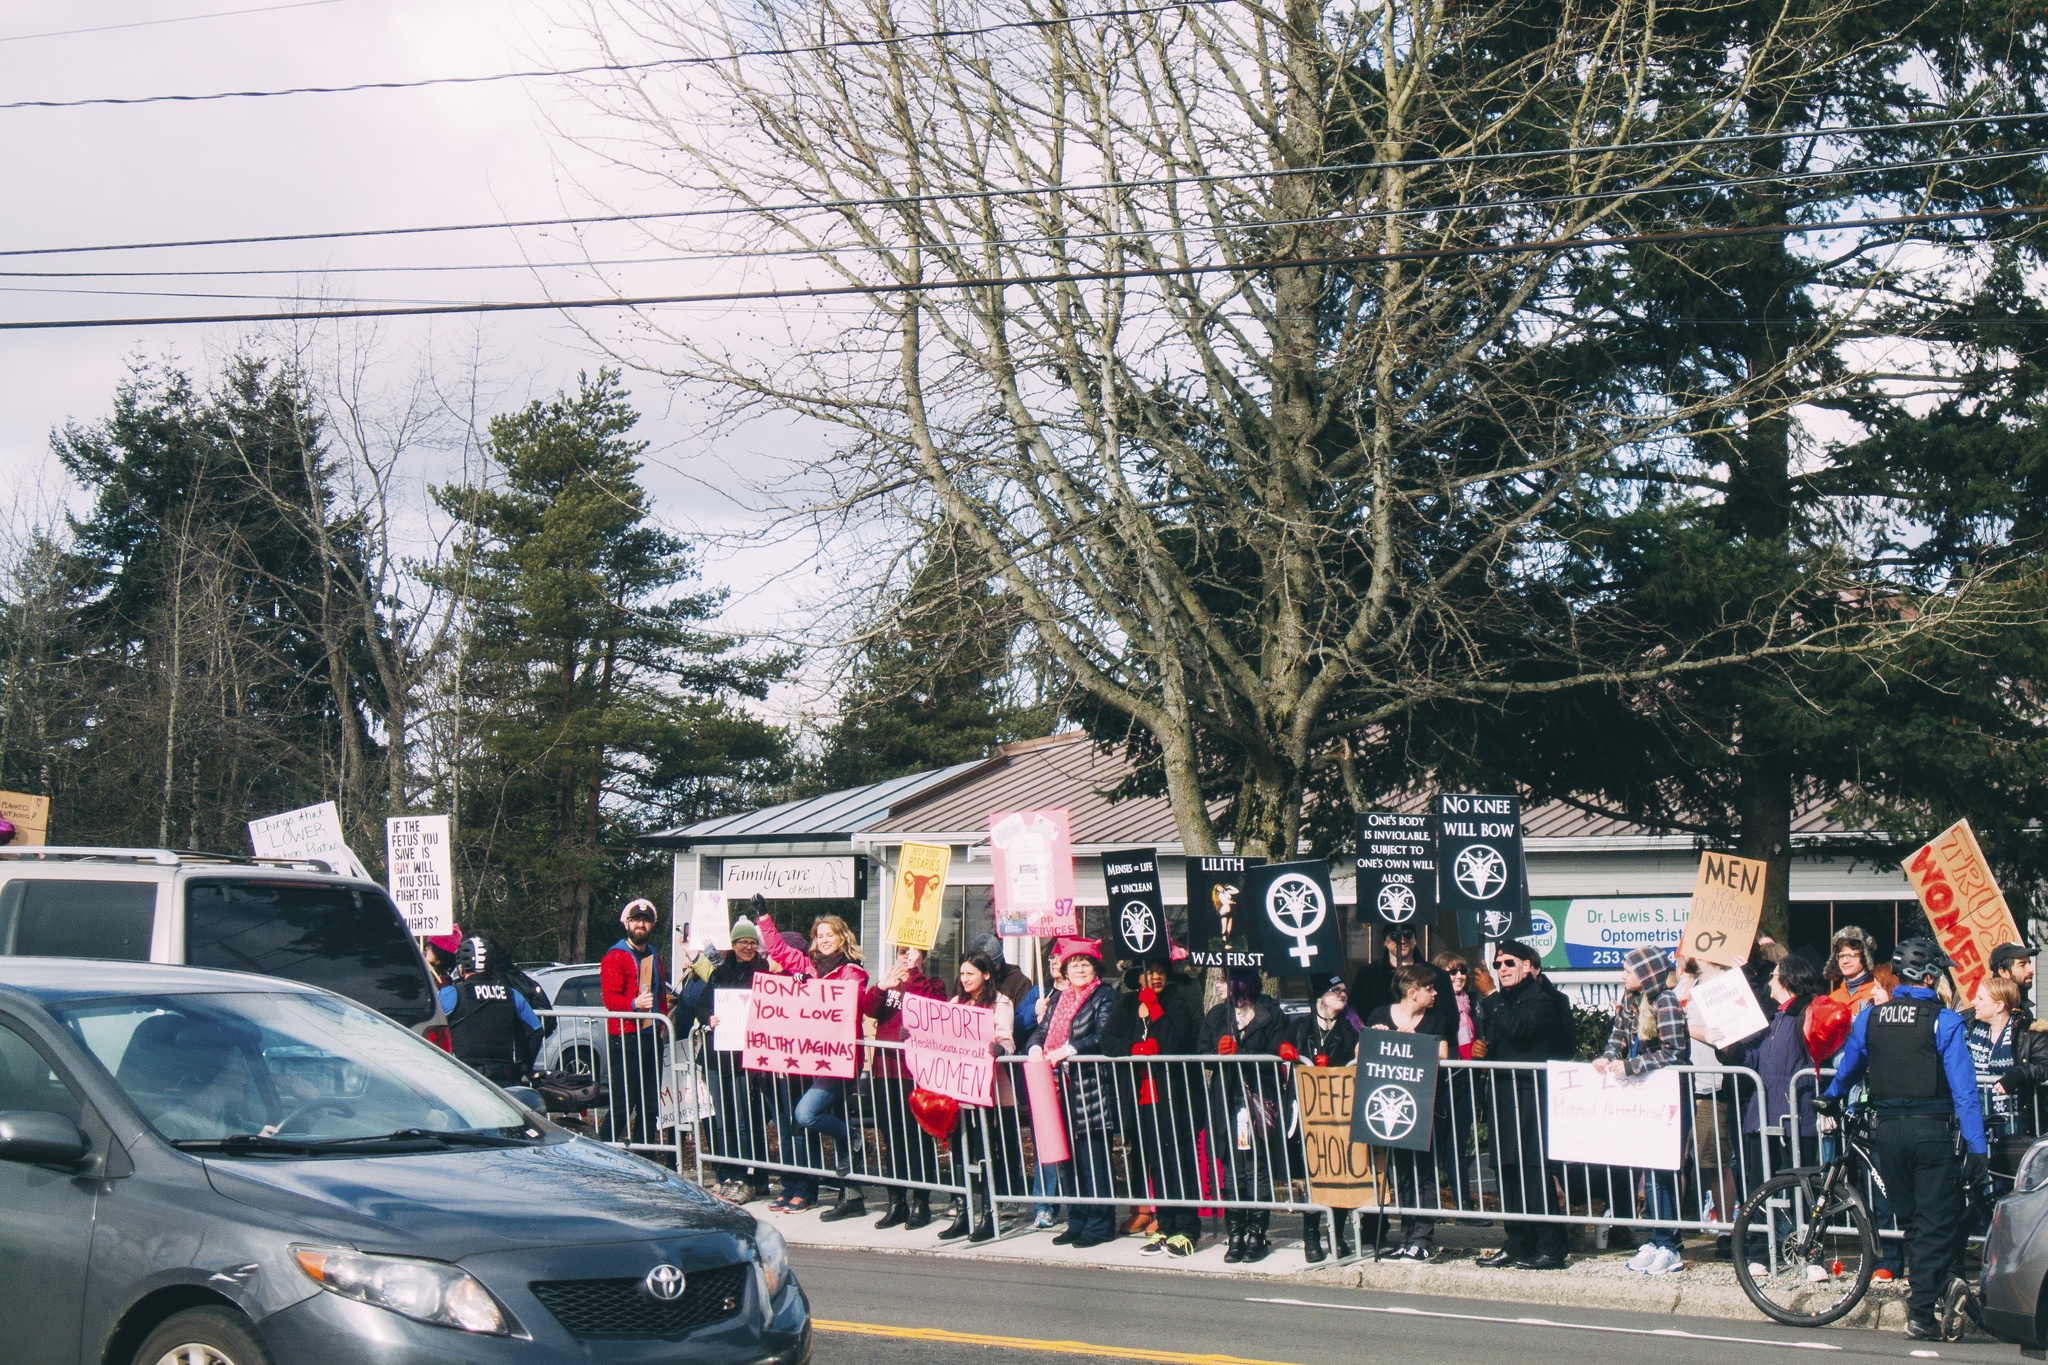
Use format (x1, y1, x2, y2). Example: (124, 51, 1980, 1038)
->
(742, 973, 859, 1079)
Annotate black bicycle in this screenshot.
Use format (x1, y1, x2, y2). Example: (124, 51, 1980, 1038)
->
(1731, 1108, 1883, 1327)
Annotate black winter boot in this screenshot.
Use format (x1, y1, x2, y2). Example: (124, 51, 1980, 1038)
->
(875, 1191, 909, 1229)
(1302, 1213, 1327, 1264)
(968, 1193, 997, 1243)
(937, 1198, 971, 1240)
(1243, 1210, 1272, 1263)
(1223, 1213, 1248, 1264)
(904, 1190, 933, 1229)
(1333, 1212, 1355, 1261)
(818, 1186, 867, 1222)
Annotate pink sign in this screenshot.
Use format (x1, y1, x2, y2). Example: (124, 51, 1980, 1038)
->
(901, 995, 995, 1107)
(742, 973, 859, 1079)
(1022, 1053, 1070, 1164)
(989, 808, 1077, 938)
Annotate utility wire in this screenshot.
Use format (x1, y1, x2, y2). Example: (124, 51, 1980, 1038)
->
(0, 202, 2037, 331)
(0, 143, 2032, 286)
(2, 110, 2038, 260)
(0, 1, 350, 45)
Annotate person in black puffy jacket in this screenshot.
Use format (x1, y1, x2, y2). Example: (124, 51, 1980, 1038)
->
(1027, 938, 1121, 1247)
(1199, 965, 1289, 1263)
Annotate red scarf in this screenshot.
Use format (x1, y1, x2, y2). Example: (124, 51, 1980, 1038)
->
(1044, 980, 1101, 1052)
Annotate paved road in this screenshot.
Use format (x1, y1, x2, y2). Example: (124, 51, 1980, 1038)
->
(792, 1247, 2023, 1365)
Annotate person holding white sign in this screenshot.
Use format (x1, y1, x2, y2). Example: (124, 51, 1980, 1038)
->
(694, 919, 775, 1204)
(1715, 953, 1824, 1222)
(1594, 945, 1690, 1277)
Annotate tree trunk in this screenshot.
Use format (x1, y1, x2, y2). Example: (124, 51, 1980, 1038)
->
(1737, 749, 1794, 944)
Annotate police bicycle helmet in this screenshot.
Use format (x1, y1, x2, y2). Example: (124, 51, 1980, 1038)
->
(456, 934, 493, 977)
(1890, 935, 1951, 985)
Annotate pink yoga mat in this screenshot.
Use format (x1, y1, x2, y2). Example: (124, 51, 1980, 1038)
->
(1023, 1054, 1070, 1164)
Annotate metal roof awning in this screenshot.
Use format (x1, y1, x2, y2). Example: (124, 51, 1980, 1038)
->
(637, 760, 983, 849)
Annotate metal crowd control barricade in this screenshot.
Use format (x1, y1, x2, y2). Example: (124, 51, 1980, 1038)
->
(532, 1007, 685, 1167)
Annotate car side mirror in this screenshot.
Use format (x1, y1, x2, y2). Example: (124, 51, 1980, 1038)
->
(502, 1086, 544, 1114)
(0, 1110, 90, 1167)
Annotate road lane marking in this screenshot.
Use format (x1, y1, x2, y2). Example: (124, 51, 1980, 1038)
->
(1245, 1297, 1842, 1351)
(812, 1319, 1310, 1364)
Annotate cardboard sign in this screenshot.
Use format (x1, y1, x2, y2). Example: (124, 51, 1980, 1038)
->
(888, 842, 952, 951)
(1246, 860, 1344, 975)
(0, 791, 51, 846)
(383, 814, 454, 936)
(1350, 1029, 1439, 1152)
(1104, 848, 1167, 961)
(901, 994, 996, 1106)
(1544, 1061, 1684, 1170)
(711, 988, 751, 1051)
(1356, 812, 1437, 927)
(989, 809, 1077, 937)
(1022, 1053, 1069, 1164)
(1296, 1066, 1382, 1209)
(1903, 818, 2020, 998)
(1679, 851, 1766, 966)
(1186, 856, 1267, 969)
(1436, 794, 1527, 942)
(742, 973, 859, 1078)
(248, 801, 370, 880)
(1687, 964, 1769, 1048)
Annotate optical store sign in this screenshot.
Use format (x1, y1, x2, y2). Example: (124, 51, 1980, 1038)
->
(1530, 897, 1686, 971)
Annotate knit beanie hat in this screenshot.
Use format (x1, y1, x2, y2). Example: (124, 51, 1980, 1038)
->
(729, 917, 760, 944)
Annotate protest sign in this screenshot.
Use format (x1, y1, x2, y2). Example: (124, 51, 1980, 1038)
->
(687, 889, 732, 952)
(1022, 1053, 1070, 1164)
(1186, 856, 1267, 969)
(1296, 1066, 1381, 1209)
(1246, 860, 1344, 976)
(742, 973, 859, 1079)
(657, 1063, 715, 1131)
(0, 790, 50, 846)
(1545, 1061, 1684, 1170)
(249, 801, 370, 880)
(1436, 793, 1527, 942)
(384, 814, 454, 936)
(888, 842, 952, 950)
(1679, 851, 1766, 966)
(1104, 848, 1167, 960)
(1350, 1029, 1439, 1152)
(711, 988, 751, 1052)
(989, 809, 1077, 937)
(1902, 818, 2020, 998)
(1356, 812, 1437, 927)
(901, 994, 996, 1106)
(1687, 964, 1769, 1047)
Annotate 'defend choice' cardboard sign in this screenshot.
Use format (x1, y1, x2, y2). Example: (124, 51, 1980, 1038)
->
(1435, 793, 1528, 942)
(1103, 848, 1167, 961)
(1356, 811, 1436, 928)
(1186, 855, 1267, 969)
(1350, 1029, 1439, 1153)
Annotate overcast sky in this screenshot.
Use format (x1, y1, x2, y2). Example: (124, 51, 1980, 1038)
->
(0, 0, 847, 721)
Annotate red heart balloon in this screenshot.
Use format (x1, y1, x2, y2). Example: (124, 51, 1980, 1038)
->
(907, 1087, 960, 1147)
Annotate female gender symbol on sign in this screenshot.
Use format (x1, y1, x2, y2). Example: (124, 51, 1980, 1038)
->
(1265, 872, 1328, 966)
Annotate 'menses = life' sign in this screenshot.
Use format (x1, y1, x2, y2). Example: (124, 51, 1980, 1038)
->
(901, 994, 995, 1106)
(743, 973, 859, 1079)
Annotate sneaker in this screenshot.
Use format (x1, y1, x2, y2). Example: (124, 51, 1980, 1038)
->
(1644, 1247, 1685, 1276)
(1033, 1212, 1056, 1230)
(1625, 1244, 1659, 1273)
(1805, 1265, 1830, 1283)
(1403, 1245, 1435, 1263)
(1748, 1262, 1769, 1279)
(1165, 1235, 1197, 1258)
(1873, 1268, 1896, 1282)
(1139, 1233, 1170, 1256)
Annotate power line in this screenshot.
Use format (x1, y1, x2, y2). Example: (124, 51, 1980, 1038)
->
(0, 0, 350, 45)
(0, 0, 1228, 110)
(0, 143, 2035, 288)
(0, 202, 2036, 332)
(2, 110, 2037, 260)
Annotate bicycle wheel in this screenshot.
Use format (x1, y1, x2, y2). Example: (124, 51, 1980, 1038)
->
(1732, 1171, 1878, 1327)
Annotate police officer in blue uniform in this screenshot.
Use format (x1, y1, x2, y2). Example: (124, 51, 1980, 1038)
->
(1820, 937, 1986, 1339)
(439, 934, 543, 1085)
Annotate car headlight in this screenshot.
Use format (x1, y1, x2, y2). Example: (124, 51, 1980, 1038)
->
(751, 1216, 790, 1297)
(2015, 1141, 2048, 1195)
(293, 1246, 509, 1335)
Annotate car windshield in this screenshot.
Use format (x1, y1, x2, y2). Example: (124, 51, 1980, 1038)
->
(51, 990, 529, 1149)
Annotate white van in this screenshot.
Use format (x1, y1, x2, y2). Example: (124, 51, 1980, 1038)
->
(0, 847, 449, 1044)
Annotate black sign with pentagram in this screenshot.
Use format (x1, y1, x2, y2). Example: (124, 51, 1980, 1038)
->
(1186, 855, 1268, 968)
(1245, 859, 1345, 977)
(1350, 1028, 1440, 1152)
(1102, 848, 1166, 962)
(1434, 793, 1529, 942)
(1355, 812, 1437, 927)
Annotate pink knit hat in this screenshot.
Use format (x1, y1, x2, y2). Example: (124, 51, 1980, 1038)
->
(1052, 936, 1102, 964)
(425, 924, 463, 954)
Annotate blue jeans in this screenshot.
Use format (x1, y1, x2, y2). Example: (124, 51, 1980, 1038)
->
(1033, 1159, 1070, 1221)
(1646, 1168, 1681, 1252)
(778, 1078, 848, 1202)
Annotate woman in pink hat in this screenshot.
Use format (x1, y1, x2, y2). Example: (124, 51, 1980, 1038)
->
(1026, 937, 1120, 1248)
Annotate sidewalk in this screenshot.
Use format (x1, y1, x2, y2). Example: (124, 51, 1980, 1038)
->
(760, 1192, 1912, 1331)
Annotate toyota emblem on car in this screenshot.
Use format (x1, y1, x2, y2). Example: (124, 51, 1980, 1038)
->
(643, 1264, 688, 1302)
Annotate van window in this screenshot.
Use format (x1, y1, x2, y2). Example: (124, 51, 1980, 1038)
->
(183, 881, 434, 1026)
(555, 974, 605, 1007)
(0, 880, 156, 961)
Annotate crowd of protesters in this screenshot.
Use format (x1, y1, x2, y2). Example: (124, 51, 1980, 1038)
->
(647, 893, 2035, 1334)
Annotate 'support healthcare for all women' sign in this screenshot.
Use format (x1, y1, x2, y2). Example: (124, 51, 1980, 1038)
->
(900, 994, 996, 1106)
(1544, 1060, 1684, 1170)
(742, 973, 859, 1079)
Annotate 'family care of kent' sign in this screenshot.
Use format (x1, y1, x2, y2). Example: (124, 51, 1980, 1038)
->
(1527, 897, 1686, 971)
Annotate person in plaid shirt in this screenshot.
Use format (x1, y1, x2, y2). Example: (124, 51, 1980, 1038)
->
(1594, 945, 1689, 1275)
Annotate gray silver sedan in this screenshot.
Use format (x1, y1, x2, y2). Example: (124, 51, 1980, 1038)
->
(0, 958, 810, 1365)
